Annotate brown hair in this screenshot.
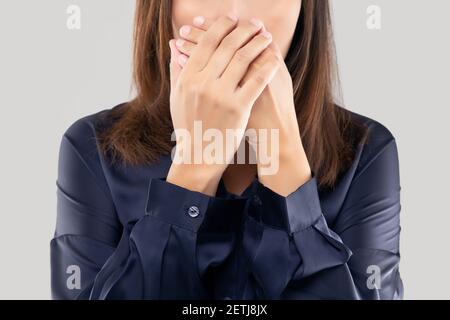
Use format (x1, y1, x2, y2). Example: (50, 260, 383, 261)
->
(98, 0, 367, 189)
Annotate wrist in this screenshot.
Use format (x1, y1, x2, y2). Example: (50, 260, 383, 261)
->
(167, 163, 225, 197)
(258, 143, 311, 197)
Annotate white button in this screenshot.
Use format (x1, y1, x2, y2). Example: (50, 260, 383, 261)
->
(187, 206, 200, 218)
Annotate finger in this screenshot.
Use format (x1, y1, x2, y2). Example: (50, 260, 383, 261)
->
(240, 41, 282, 86)
(192, 15, 214, 32)
(169, 39, 182, 88)
(204, 19, 266, 79)
(238, 49, 281, 104)
(175, 38, 196, 58)
(177, 15, 215, 59)
(178, 24, 204, 45)
(183, 15, 238, 74)
(219, 30, 273, 87)
(178, 17, 217, 50)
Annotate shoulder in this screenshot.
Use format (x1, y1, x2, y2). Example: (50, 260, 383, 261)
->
(348, 109, 396, 143)
(62, 102, 127, 154)
(56, 104, 127, 240)
(348, 109, 398, 157)
(58, 103, 128, 196)
(346, 109, 399, 179)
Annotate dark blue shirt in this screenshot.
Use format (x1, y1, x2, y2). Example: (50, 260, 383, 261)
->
(50, 103, 403, 299)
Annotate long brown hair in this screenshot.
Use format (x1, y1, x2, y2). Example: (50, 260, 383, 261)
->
(98, 0, 367, 189)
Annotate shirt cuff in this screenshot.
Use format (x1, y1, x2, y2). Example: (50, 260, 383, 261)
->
(145, 178, 248, 233)
(252, 175, 323, 235)
(243, 174, 353, 292)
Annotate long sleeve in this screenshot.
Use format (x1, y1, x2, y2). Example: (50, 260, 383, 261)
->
(51, 129, 122, 299)
(241, 135, 403, 299)
(88, 178, 247, 299)
(52, 110, 403, 300)
(51, 119, 248, 299)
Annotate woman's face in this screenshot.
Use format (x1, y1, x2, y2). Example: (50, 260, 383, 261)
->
(172, 0, 302, 58)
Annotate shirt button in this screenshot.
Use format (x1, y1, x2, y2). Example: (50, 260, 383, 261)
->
(252, 195, 262, 206)
(187, 205, 200, 218)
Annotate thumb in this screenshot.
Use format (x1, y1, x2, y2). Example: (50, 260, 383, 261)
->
(169, 39, 182, 89)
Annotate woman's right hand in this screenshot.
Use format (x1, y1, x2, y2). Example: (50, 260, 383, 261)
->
(167, 15, 279, 196)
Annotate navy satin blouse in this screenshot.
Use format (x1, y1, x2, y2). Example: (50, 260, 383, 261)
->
(50, 103, 403, 300)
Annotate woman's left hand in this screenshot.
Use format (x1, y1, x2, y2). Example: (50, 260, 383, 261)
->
(175, 16, 312, 196)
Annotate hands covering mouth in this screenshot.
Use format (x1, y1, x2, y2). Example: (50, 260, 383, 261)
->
(167, 15, 312, 197)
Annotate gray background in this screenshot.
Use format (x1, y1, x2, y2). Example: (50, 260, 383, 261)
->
(0, 0, 448, 299)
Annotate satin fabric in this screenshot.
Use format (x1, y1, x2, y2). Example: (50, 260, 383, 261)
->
(51, 103, 403, 300)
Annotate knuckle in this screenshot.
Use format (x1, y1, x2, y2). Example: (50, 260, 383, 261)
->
(258, 49, 271, 61)
(216, 16, 230, 25)
(267, 49, 282, 63)
(257, 50, 281, 69)
(200, 33, 216, 47)
(243, 20, 259, 32)
(209, 16, 236, 36)
(235, 49, 251, 63)
(198, 83, 218, 102)
(223, 104, 240, 115)
(196, 85, 210, 99)
(251, 60, 264, 70)
(273, 53, 283, 64)
(254, 74, 268, 85)
(220, 37, 238, 51)
(269, 55, 281, 68)
(217, 15, 236, 27)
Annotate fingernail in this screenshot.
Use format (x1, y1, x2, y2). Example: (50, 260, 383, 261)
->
(178, 54, 188, 66)
(180, 25, 191, 37)
(250, 18, 263, 28)
(261, 31, 272, 40)
(193, 16, 205, 27)
(176, 39, 185, 48)
(227, 12, 239, 22)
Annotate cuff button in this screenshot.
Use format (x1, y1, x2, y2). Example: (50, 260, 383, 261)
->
(187, 205, 200, 218)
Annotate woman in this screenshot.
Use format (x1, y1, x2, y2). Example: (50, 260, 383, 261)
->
(51, 0, 403, 299)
